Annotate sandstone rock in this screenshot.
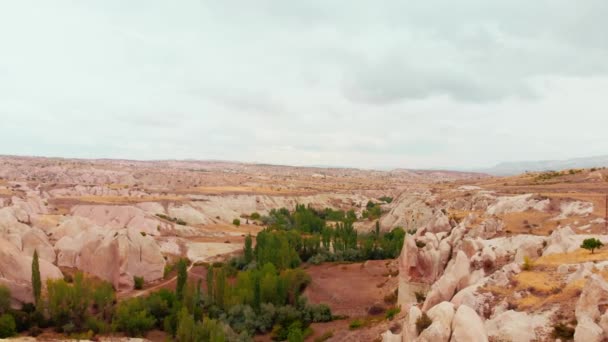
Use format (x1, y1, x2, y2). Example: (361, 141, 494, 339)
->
(55, 225, 165, 290)
(0, 237, 62, 304)
(543, 226, 578, 256)
(418, 301, 455, 342)
(451, 304, 488, 342)
(485, 310, 544, 342)
(574, 317, 602, 342)
(404, 305, 422, 341)
(575, 275, 608, 322)
(567, 262, 595, 284)
(423, 251, 470, 311)
(380, 330, 402, 342)
(486, 194, 549, 215)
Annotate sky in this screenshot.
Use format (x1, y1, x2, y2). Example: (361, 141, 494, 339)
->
(1, 1, 608, 170)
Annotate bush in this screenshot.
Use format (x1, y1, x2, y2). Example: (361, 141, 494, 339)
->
(552, 322, 575, 339)
(250, 212, 261, 220)
(416, 313, 432, 334)
(113, 298, 156, 336)
(522, 256, 534, 271)
(0, 285, 10, 314)
(414, 291, 426, 304)
(349, 319, 363, 330)
(233, 218, 241, 226)
(415, 240, 426, 248)
(0, 314, 16, 338)
(133, 276, 144, 290)
(385, 306, 401, 321)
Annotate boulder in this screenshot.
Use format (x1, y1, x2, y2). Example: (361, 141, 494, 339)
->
(423, 251, 470, 311)
(380, 330, 402, 342)
(451, 304, 488, 342)
(403, 305, 422, 341)
(574, 317, 602, 342)
(418, 301, 455, 342)
(543, 226, 578, 256)
(485, 310, 545, 342)
(575, 275, 608, 322)
(0, 237, 62, 304)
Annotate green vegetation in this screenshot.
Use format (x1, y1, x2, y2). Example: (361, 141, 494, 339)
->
(581, 238, 604, 254)
(385, 306, 401, 320)
(378, 196, 393, 203)
(250, 212, 261, 220)
(31, 250, 41, 306)
(362, 201, 383, 220)
(0, 314, 16, 338)
(243, 204, 405, 267)
(133, 276, 144, 290)
(155, 213, 187, 226)
(349, 319, 363, 330)
(233, 218, 241, 226)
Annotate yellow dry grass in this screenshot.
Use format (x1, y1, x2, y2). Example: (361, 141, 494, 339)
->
(187, 185, 310, 195)
(57, 195, 185, 204)
(536, 248, 608, 266)
(0, 188, 12, 195)
(514, 271, 559, 292)
(107, 183, 129, 190)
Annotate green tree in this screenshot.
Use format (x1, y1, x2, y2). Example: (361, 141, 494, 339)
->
(176, 259, 188, 300)
(581, 238, 604, 254)
(0, 285, 10, 315)
(176, 307, 195, 342)
(0, 314, 16, 338)
(113, 298, 155, 336)
(206, 266, 214, 306)
(244, 234, 254, 265)
(32, 249, 41, 306)
(233, 218, 241, 226)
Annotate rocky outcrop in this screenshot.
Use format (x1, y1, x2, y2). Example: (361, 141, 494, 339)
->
(0, 237, 62, 305)
(451, 304, 488, 342)
(55, 224, 166, 290)
(485, 310, 548, 342)
(543, 226, 579, 255)
(418, 302, 455, 342)
(423, 251, 470, 311)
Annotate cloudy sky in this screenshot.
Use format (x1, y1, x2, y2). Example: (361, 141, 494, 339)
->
(1, 1, 607, 170)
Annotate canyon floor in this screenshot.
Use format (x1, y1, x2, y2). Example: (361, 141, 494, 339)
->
(2, 155, 608, 341)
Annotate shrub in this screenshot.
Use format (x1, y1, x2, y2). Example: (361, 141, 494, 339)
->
(133, 276, 144, 290)
(415, 240, 426, 248)
(385, 306, 401, 321)
(0, 286, 10, 314)
(416, 313, 432, 334)
(0, 314, 16, 338)
(522, 256, 534, 271)
(552, 322, 575, 339)
(349, 319, 363, 330)
(581, 238, 604, 254)
(250, 212, 261, 220)
(383, 289, 398, 305)
(233, 218, 241, 226)
(112, 298, 155, 336)
(414, 291, 426, 304)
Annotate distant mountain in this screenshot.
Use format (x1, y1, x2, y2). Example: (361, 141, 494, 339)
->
(481, 155, 608, 176)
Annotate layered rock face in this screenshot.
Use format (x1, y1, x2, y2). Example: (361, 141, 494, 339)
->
(54, 218, 166, 290)
(0, 237, 62, 305)
(390, 185, 606, 342)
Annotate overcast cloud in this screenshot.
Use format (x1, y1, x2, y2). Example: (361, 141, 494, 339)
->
(1, 1, 607, 169)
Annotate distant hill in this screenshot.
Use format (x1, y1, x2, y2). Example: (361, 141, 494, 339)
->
(481, 155, 608, 176)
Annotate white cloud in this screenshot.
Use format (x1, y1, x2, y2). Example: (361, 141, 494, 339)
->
(0, 1, 607, 169)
